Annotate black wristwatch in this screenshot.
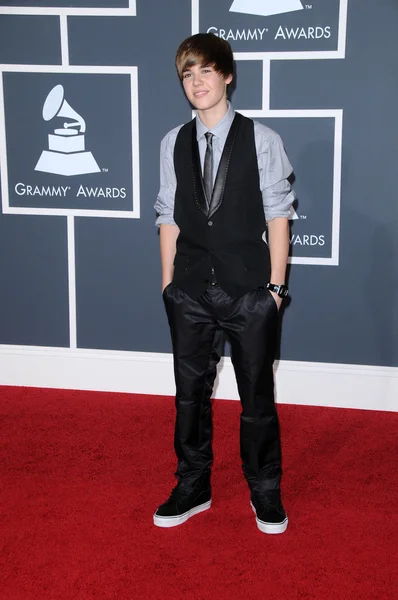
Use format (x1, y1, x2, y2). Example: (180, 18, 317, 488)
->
(266, 283, 289, 298)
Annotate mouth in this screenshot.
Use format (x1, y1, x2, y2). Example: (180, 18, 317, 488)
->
(193, 90, 209, 98)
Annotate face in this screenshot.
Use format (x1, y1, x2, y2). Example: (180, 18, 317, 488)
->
(181, 63, 233, 112)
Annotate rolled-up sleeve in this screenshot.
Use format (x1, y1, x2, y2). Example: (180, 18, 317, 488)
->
(154, 127, 181, 227)
(255, 123, 295, 222)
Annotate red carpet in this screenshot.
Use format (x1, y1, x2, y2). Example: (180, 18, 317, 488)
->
(0, 386, 397, 600)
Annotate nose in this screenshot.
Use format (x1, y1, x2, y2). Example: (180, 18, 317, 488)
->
(192, 73, 203, 87)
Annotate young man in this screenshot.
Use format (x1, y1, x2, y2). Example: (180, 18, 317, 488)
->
(154, 33, 294, 534)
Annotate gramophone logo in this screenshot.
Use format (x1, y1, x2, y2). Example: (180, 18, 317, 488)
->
(35, 84, 101, 177)
(229, 0, 304, 17)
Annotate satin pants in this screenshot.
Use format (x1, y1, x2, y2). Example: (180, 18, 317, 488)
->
(163, 283, 282, 493)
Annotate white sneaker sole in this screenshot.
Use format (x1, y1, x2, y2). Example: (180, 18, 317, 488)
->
(153, 499, 212, 528)
(250, 501, 288, 534)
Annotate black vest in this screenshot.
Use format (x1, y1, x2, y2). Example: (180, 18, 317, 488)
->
(173, 112, 271, 299)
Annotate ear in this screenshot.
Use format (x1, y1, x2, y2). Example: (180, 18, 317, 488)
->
(225, 73, 233, 85)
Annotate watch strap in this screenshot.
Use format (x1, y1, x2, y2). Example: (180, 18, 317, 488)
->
(266, 283, 289, 298)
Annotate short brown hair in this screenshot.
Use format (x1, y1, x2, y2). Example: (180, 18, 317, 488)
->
(175, 33, 234, 81)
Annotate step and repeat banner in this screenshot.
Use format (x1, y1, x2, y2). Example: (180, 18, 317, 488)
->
(0, 0, 397, 368)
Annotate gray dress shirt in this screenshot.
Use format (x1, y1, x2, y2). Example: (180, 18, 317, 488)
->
(155, 102, 295, 226)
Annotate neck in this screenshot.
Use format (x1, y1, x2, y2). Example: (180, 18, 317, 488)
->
(197, 99, 229, 130)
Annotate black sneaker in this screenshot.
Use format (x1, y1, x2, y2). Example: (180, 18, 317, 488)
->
(250, 490, 288, 534)
(153, 475, 212, 528)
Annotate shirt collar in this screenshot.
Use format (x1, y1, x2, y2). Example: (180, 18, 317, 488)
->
(196, 101, 235, 144)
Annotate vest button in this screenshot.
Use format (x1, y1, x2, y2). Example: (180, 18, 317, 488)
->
(208, 220, 213, 227)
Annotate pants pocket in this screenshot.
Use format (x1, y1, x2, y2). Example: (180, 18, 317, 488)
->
(162, 282, 173, 301)
(266, 289, 279, 311)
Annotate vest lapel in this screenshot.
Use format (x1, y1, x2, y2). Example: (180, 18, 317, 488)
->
(191, 123, 209, 216)
(208, 113, 241, 218)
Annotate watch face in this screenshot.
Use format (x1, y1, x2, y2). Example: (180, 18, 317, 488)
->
(280, 287, 289, 297)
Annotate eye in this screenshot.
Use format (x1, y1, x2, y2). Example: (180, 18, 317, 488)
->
(182, 72, 192, 79)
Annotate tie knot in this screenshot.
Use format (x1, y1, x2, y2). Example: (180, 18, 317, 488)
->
(205, 132, 213, 146)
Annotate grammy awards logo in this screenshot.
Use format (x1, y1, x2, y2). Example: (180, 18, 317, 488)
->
(35, 84, 101, 177)
(229, 0, 304, 17)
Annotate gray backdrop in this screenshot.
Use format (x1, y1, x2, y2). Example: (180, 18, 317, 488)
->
(0, 0, 397, 367)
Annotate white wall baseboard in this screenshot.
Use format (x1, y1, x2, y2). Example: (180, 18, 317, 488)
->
(0, 345, 397, 412)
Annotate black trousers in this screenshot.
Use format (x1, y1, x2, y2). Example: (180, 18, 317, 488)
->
(163, 283, 282, 493)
